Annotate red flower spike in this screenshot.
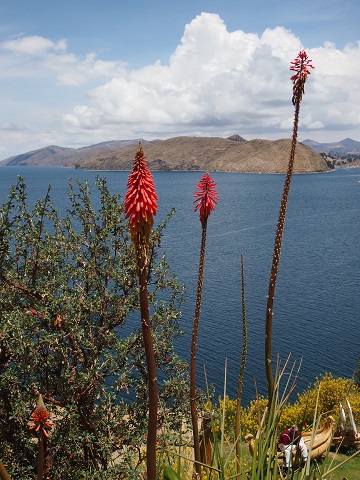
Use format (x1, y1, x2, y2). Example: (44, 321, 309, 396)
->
(29, 406, 54, 437)
(125, 143, 158, 249)
(32, 407, 50, 424)
(290, 50, 314, 105)
(193, 173, 219, 223)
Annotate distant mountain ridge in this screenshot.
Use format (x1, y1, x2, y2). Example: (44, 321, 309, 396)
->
(0, 139, 146, 168)
(0, 135, 334, 173)
(302, 138, 360, 154)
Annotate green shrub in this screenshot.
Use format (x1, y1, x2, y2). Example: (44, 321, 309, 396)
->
(0, 177, 190, 479)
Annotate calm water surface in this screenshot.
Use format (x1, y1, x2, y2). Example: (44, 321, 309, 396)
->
(1, 166, 359, 404)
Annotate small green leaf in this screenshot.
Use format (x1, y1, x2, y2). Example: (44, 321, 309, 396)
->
(163, 465, 180, 480)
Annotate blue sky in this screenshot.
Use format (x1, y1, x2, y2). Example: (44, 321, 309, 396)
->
(0, 0, 359, 159)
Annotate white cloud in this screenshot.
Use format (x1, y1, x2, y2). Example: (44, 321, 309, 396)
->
(299, 114, 325, 130)
(64, 13, 360, 143)
(0, 12, 360, 159)
(0, 34, 126, 85)
(64, 14, 297, 136)
(261, 26, 302, 60)
(43, 52, 127, 86)
(1, 35, 66, 55)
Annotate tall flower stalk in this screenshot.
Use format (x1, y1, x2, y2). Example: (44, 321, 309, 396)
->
(265, 51, 314, 403)
(125, 142, 158, 480)
(235, 254, 247, 478)
(190, 172, 218, 475)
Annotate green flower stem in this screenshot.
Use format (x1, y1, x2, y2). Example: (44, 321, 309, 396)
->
(190, 219, 207, 475)
(235, 255, 247, 478)
(37, 430, 45, 480)
(265, 96, 301, 403)
(137, 252, 158, 480)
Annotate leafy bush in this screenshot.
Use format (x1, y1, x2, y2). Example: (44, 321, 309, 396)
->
(0, 177, 190, 479)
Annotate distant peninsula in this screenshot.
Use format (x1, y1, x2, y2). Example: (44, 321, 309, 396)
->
(0, 134, 348, 174)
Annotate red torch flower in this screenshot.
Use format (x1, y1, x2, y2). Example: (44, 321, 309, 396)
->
(29, 406, 54, 438)
(193, 173, 219, 224)
(124, 142, 159, 479)
(290, 50, 314, 105)
(124, 142, 158, 250)
(191, 171, 218, 473)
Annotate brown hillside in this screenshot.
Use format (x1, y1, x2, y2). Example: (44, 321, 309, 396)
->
(79, 136, 330, 173)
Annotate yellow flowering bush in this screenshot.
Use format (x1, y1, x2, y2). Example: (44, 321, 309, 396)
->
(210, 374, 360, 442)
(210, 395, 268, 440)
(243, 396, 268, 435)
(279, 373, 360, 430)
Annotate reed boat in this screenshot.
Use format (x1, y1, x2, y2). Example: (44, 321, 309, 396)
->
(332, 427, 360, 449)
(332, 400, 360, 449)
(245, 416, 336, 467)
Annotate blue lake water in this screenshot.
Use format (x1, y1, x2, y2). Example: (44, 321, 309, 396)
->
(1, 166, 359, 405)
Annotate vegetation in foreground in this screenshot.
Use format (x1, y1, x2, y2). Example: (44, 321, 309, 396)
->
(0, 177, 190, 478)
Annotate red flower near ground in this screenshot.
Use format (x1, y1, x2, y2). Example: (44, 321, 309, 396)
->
(29, 407, 54, 438)
(124, 143, 158, 248)
(193, 173, 219, 223)
(290, 50, 314, 105)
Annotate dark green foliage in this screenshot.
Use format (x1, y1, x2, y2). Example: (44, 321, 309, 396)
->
(0, 177, 189, 479)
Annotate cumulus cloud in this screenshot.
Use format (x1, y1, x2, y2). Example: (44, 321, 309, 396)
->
(0, 34, 126, 85)
(64, 14, 295, 137)
(63, 13, 360, 142)
(1, 35, 66, 55)
(0, 12, 359, 158)
(43, 52, 127, 86)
